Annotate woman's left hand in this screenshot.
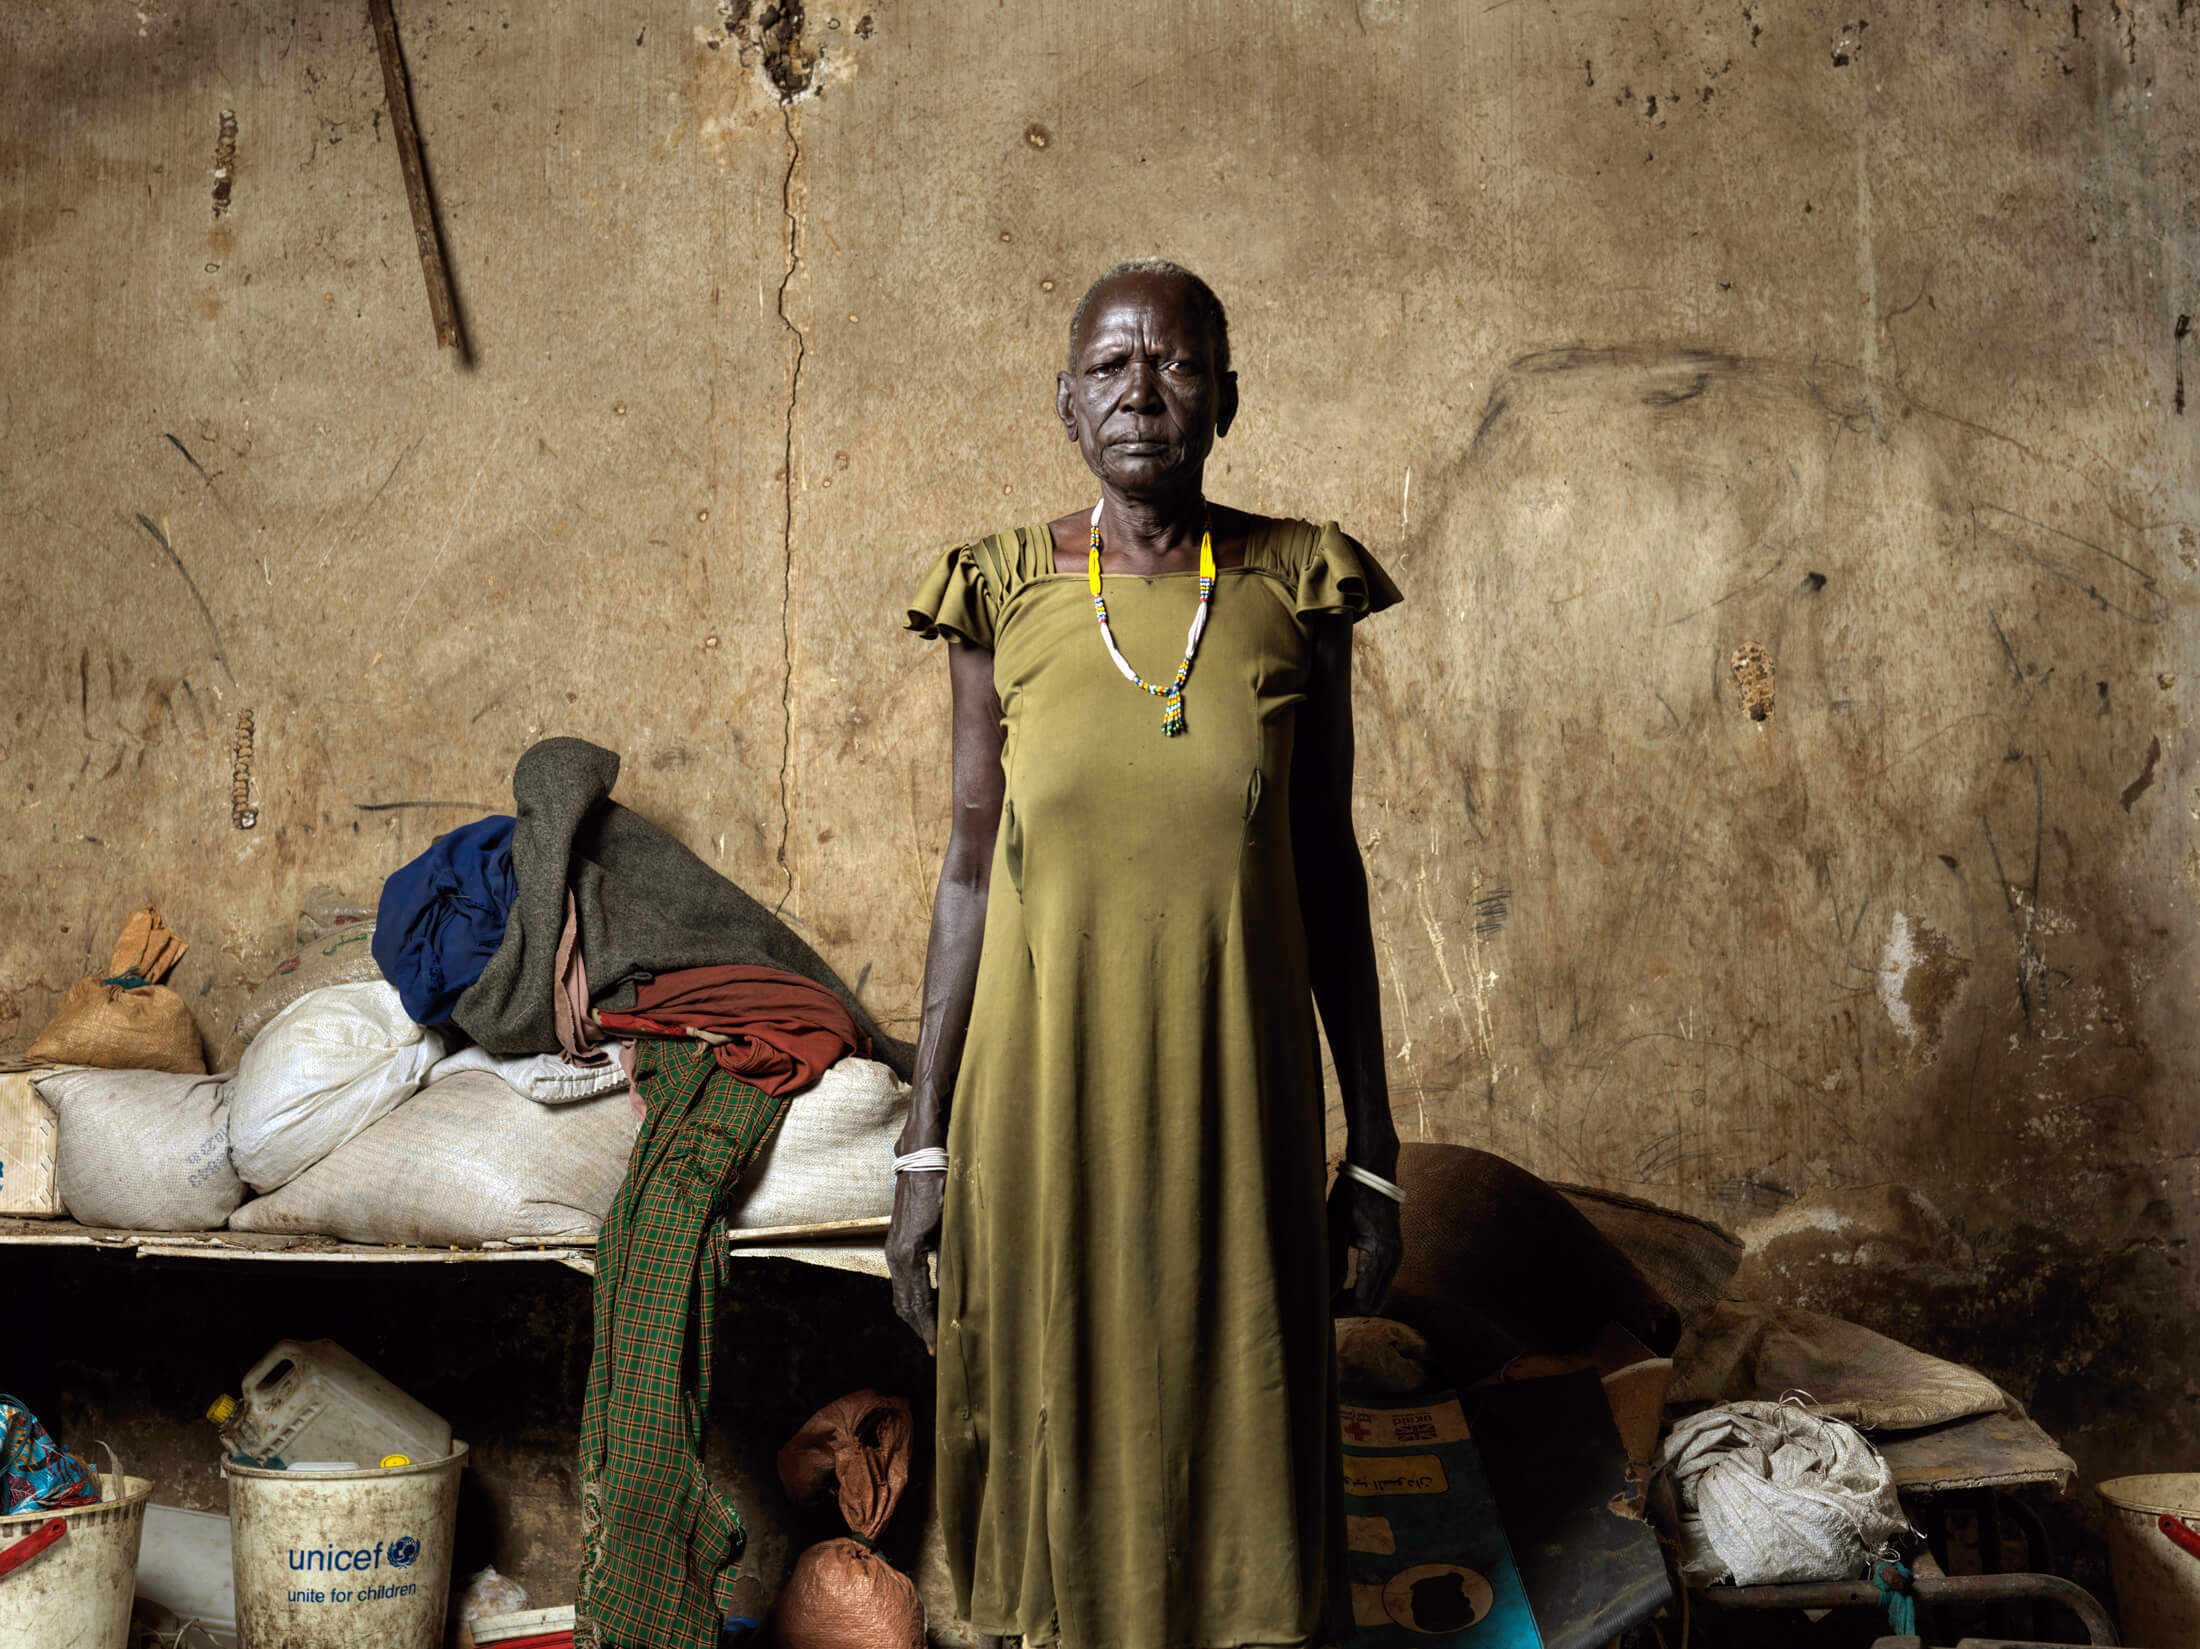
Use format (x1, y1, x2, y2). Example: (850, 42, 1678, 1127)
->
(1327, 1176, 1403, 1315)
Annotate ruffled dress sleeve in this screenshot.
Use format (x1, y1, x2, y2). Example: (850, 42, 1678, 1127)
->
(1295, 520, 1404, 621)
(905, 541, 999, 647)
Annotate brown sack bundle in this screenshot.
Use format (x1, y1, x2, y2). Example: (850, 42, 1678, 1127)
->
(773, 1390, 923, 1649)
(28, 908, 204, 1074)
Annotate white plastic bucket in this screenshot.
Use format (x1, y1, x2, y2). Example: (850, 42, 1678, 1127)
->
(224, 1444, 467, 1649)
(2100, 1473, 2200, 1647)
(0, 1474, 152, 1649)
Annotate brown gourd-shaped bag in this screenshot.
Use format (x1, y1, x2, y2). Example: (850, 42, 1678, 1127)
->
(28, 907, 204, 1074)
(772, 1390, 923, 1649)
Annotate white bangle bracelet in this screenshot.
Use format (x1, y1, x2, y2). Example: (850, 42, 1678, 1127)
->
(1338, 1161, 1405, 1203)
(893, 1147, 949, 1174)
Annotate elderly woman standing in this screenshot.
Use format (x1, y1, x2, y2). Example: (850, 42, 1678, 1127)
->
(890, 260, 1404, 1649)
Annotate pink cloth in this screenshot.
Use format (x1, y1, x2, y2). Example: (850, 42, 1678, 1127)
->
(553, 891, 613, 1067)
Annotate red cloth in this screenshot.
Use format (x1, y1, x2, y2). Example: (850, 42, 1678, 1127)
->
(596, 966, 865, 1097)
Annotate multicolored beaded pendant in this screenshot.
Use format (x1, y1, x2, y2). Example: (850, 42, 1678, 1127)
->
(1087, 500, 1215, 737)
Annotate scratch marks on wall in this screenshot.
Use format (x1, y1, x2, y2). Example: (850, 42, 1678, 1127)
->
(164, 432, 213, 485)
(389, 428, 503, 645)
(772, 101, 806, 910)
(1970, 504, 2167, 623)
(211, 109, 237, 216)
(1980, 755, 2047, 1022)
(352, 799, 491, 813)
(2176, 313, 2190, 415)
(133, 512, 234, 684)
(2120, 734, 2162, 811)
(1731, 641, 1775, 721)
(1665, 555, 1787, 627)
(1853, 123, 1888, 438)
(230, 709, 256, 829)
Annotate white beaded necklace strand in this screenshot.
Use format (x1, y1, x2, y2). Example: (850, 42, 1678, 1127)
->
(1088, 500, 1216, 737)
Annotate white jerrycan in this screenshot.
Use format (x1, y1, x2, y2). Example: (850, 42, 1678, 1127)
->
(209, 1339, 452, 1468)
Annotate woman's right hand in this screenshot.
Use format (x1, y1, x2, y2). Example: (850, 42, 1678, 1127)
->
(887, 1166, 946, 1352)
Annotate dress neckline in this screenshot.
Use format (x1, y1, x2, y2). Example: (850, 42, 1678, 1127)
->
(1027, 516, 1281, 580)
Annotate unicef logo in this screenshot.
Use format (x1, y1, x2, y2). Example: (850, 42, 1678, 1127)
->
(386, 1535, 420, 1570)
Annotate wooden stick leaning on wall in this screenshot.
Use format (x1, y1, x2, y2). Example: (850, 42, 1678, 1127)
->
(367, 0, 463, 352)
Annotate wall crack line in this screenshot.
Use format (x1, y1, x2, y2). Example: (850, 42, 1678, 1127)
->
(773, 101, 804, 915)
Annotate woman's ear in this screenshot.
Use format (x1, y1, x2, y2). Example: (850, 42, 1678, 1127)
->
(1057, 372, 1079, 441)
(1216, 370, 1240, 440)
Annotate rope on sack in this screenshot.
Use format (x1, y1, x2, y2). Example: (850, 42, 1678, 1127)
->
(100, 972, 150, 990)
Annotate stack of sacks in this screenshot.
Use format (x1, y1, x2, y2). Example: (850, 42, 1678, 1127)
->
(50, 736, 914, 1244)
(233, 1054, 908, 1246)
(32, 907, 242, 1231)
(38, 887, 396, 1233)
(209, 747, 919, 1241)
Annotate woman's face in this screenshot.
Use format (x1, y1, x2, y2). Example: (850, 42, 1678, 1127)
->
(1057, 274, 1237, 499)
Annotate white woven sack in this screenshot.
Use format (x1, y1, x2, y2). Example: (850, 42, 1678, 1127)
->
(227, 981, 449, 1192)
(428, 1043, 628, 1104)
(228, 1070, 639, 1244)
(725, 1057, 908, 1229)
(38, 1067, 243, 1231)
(1654, 1399, 1910, 1586)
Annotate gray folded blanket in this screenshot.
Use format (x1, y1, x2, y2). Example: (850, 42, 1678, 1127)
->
(451, 737, 912, 1076)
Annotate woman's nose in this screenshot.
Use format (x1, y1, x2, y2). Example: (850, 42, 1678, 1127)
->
(1118, 361, 1164, 409)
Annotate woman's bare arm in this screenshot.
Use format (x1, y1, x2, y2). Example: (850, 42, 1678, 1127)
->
(887, 639, 1006, 1349)
(1291, 610, 1403, 1313)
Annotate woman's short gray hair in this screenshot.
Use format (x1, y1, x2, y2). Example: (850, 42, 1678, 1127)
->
(1067, 259, 1231, 374)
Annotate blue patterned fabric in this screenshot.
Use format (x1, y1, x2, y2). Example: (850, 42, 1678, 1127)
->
(372, 815, 518, 1024)
(1, 1396, 98, 1515)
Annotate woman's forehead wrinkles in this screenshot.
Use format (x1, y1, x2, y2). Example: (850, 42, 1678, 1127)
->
(1080, 306, 1205, 363)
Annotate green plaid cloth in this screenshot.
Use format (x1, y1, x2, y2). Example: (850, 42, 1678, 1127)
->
(576, 1039, 791, 1649)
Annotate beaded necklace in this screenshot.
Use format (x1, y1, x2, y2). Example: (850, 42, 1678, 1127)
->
(1087, 500, 1215, 738)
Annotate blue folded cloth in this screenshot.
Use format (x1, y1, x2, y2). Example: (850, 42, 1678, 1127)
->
(372, 816, 518, 1024)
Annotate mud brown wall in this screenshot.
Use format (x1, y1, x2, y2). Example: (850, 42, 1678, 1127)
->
(4, 0, 2197, 1545)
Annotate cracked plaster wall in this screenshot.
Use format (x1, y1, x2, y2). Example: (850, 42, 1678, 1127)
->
(2, 0, 2198, 1611)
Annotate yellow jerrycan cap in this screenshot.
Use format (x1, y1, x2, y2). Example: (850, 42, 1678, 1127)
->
(206, 1395, 237, 1425)
(378, 1453, 412, 1469)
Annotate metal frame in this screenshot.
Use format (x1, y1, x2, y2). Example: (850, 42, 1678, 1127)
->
(1700, 1566, 2119, 1646)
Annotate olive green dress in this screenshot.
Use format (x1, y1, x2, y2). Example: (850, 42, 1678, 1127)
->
(906, 518, 1401, 1649)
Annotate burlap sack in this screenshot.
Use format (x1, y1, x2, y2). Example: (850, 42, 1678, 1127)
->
(773, 1392, 923, 1649)
(27, 907, 204, 1074)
